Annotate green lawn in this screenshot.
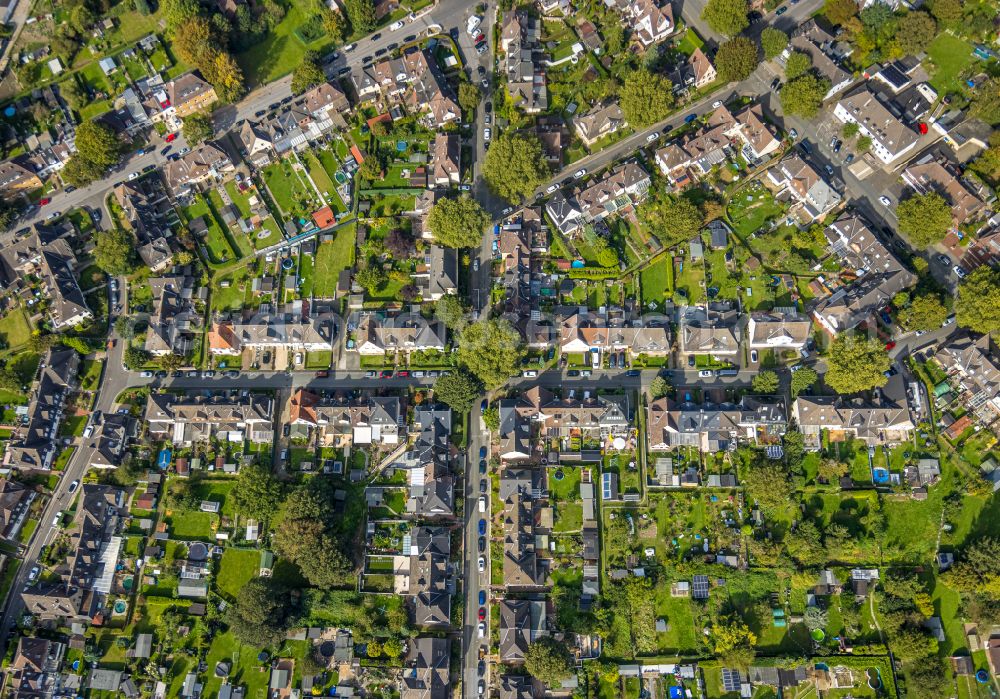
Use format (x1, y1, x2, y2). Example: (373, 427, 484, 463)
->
(263, 161, 318, 218)
(313, 228, 356, 297)
(209, 190, 252, 258)
(640, 256, 673, 308)
(79, 359, 104, 391)
(727, 186, 786, 236)
(78, 264, 107, 292)
(184, 197, 236, 265)
(166, 511, 214, 540)
(216, 549, 260, 599)
(235, 0, 334, 88)
(253, 217, 284, 250)
(59, 414, 87, 438)
(926, 33, 976, 97)
(203, 631, 273, 699)
(0, 308, 32, 350)
(303, 151, 338, 202)
(305, 351, 332, 369)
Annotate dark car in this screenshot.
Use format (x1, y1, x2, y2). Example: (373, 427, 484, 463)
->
(480, 399, 488, 413)
(374, 48, 387, 57)
(478, 661, 486, 675)
(315, 370, 329, 378)
(688, 355, 696, 367)
(171, 371, 183, 378)
(626, 369, 640, 377)
(776, 5, 788, 13)
(479, 446, 487, 459)
(477, 65, 486, 76)
(371, 32, 381, 40)
(268, 102, 280, 110)
(404, 34, 416, 41)
(155, 371, 167, 379)
(478, 536, 486, 553)
(478, 519, 487, 536)
(283, 424, 291, 437)
(479, 459, 487, 474)
(226, 370, 239, 378)
(567, 369, 580, 376)
(485, 101, 492, 112)
(338, 66, 351, 75)
(479, 590, 486, 605)
(160, 146, 172, 155)
(770, 77, 781, 90)
(450, 27, 460, 39)
(480, 478, 487, 493)
(380, 370, 393, 378)
(386, 42, 399, 50)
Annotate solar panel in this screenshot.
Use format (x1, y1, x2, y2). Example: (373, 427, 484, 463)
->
(692, 575, 710, 599)
(722, 668, 742, 693)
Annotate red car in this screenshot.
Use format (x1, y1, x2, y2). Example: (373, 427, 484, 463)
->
(474, 33, 485, 43)
(39, 198, 50, 205)
(165, 132, 177, 142)
(397, 370, 410, 377)
(478, 607, 486, 621)
(380, 370, 393, 378)
(885, 341, 896, 351)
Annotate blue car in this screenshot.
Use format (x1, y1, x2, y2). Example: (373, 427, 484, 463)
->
(479, 519, 487, 536)
(480, 399, 488, 414)
(684, 113, 697, 124)
(479, 590, 486, 605)
(479, 446, 487, 459)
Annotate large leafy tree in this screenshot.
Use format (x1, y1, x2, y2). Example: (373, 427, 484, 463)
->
(790, 366, 818, 396)
(784, 51, 812, 80)
(482, 133, 549, 204)
(94, 229, 136, 276)
(344, 0, 376, 32)
(426, 196, 490, 248)
(457, 319, 526, 390)
(825, 335, 890, 394)
(525, 637, 573, 687)
(928, 0, 962, 24)
(711, 620, 757, 670)
(75, 120, 120, 167)
(291, 50, 325, 94)
(435, 294, 469, 330)
(896, 192, 952, 247)
(751, 370, 779, 393)
(824, 0, 858, 24)
(956, 265, 1000, 334)
(715, 36, 758, 82)
(619, 70, 674, 128)
(232, 463, 284, 522)
(894, 11, 937, 54)
(433, 369, 484, 413)
(860, 1, 898, 41)
(458, 82, 482, 112)
(971, 78, 1000, 125)
(226, 577, 293, 646)
(759, 27, 788, 59)
(743, 459, 792, 514)
(638, 192, 702, 248)
(779, 74, 830, 118)
(181, 111, 214, 145)
(898, 294, 948, 331)
(701, 0, 749, 36)
(123, 346, 150, 370)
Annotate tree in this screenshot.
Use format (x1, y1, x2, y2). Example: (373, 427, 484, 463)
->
(426, 196, 490, 248)
(344, 0, 376, 32)
(94, 229, 136, 276)
(207, 50, 246, 102)
(383, 638, 403, 659)
(123, 346, 150, 370)
(711, 620, 757, 669)
(638, 192, 702, 248)
(322, 8, 347, 40)
(891, 626, 938, 661)
(842, 122, 860, 138)
(804, 606, 828, 631)
(743, 459, 792, 514)
(114, 316, 136, 341)
(824, 0, 858, 24)
(751, 370, 779, 393)
(928, 0, 962, 24)
(790, 366, 818, 396)
(825, 335, 890, 394)
(181, 111, 214, 145)
(159, 353, 185, 371)
(860, 2, 898, 41)
(232, 463, 284, 522)
(716, 36, 758, 82)
(172, 16, 217, 70)
(949, 537, 1000, 594)
(296, 537, 352, 587)
(701, 0, 749, 36)
(817, 458, 848, 483)
(457, 319, 526, 390)
(435, 294, 469, 330)
(433, 369, 484, 413)
(619, 70, 675, 128)
(164, 0, 202, 30)
(60, 336, 92, 354)
(61, 156, 108, 187)
(649, 375, 670, 399)
(525, 637, 573, 687)
(759, 27, 788, 59)
(899, 294, 948, 331)
(971, 78, 1000, 125)
(780, 74, 831, 118)
(956, 266, 1000, 334)
(856, 135, 872, 151)
(458, 82, 482, 112)
(292, 51, 325, 94)
(384, 228, 413, 258)
(482, 133, 550, 204)
(367, 640, 383, 657)
(355, 266, 386, 293)
(482, 405, 500, 432)
(895, 11, 936, 54)
(784, 51, 812, 79)
(74, 120, 120, 168)
(227, 577, 293, 647)
(134, 0, 152, 15)
(897, 192, 952, 247)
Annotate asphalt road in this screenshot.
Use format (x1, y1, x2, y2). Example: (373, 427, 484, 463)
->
(462, 413, 490, 698)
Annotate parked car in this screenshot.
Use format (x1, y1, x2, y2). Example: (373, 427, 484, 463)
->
(646, 132, 659, 142)
(483, 127, 491, 141)
(67, 480, 79, 494)
(478, 536, 486, 552)
(39, 197, 50, 205)
(202, 370, 215, 377)
(750, 350, 758, 363)
(51, 513, 62, 528)
(478, 607, 486, 621)
(771, 77, 781, 90)
(365, 370, 377, 378)
(954, 265, 968, 279)
(127, 171, 140, 181)
(477, 558, 485, 573)
(28, 566, 38, 581)
(389, 19, 405, 30)
(480, 446, 487, 459)
(478, 496, 486, 512)
(698, 370, 714, 378)
(684, 113, 697, 124)
(480, 479, 487, 493)
(573, 168, 587, 179)
(139, 371, 154, 378)
(879, 195, 892, 206)
(776, 5, 787, 13)
(479, 459, 487, 474)
(155, 370, 167, 379)
(479, 590, 486, 605)
(545, 183, 559, 193)
(380, 370, 393, 378)
(712, 100, 723, 108)
(567, 369, 580, 376)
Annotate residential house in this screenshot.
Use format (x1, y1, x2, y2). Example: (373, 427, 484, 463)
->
(237, 84, 348, 167)
(143, 274, 204, 356)
(786, 20, 854, 99)
(413, 246, 458, 300)
(0, 478, 33, 540)
(88, 412, 140, 470)
(405, 407, 454, 518)
(499, 599, 547, 664)
(501, 469, 544, 589)
(208, 309, 336, 356)
(144, 393, 275, 446)
(404, 526, 452, 629)
(0, 157, 43, 200)
(402, 638, 450, 699)
(351, 312, 447, 356)
(793, 373, 915, 447)
(557, 308, 671, 357)
(113, 178, 176, 272)
(163, 142, 234, 198)
(8, 636, 66, 699)
(623, 0, 674, 47)
(574, 101, 626, 147)
(747, 308, 812, 351)
(3, 348, 79, 472)
(351, 50, 460, 128)
(833, 86, 919, 165)
(811, 214, 915, 334)
(286, 389, 402, 446)
(902, 153, 990, 230)
(430, 133, 460, 186)
(546, 161, 650, 235)
(166, 72, 218, 121)
(21, 486, 124, 623)
(0, 221, 92, 329)
(647, 396, 787, 451)
(501, 12, 548, 113)
(669, 47, 716, 91)
(934, 332, 1000, 425)
(766, 153, 842, 221)
(678, 305, 742, 357)
(931, 109, 993, 160)
(499, 675, 535, 699)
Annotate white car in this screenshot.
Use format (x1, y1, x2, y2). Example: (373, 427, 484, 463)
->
(698, 370, 713, 378)
(646, 132, 659, 142)
(127, 171, 140, 181)
(523, 370, 537, 377)
(483, 127, 491, 141)
(750, 350, 758, 363)
(477, 622, 485, 638)
(295, 353, 304, 364)
(51, 513, 61, 528)
(478, 496, 486, 512)
(473, 258, 480, 271)
(82, 425, 93, 438)
(573, 168, 587, 179)
(545, 184, 559, 194)
(478, 556, 485, 572)
(139, 370, 154, 378)
(712, 100, 723, 108)
(879, 196, 892, 206)
(343, 42, 356, 51)
(389, 19, 405, 30)
(954, 265, 967, 279)
(67, 480, 79, 494)
(467, 15, 482, 34)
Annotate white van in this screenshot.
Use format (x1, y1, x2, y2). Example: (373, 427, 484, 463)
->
(467, 15, 482, 34)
